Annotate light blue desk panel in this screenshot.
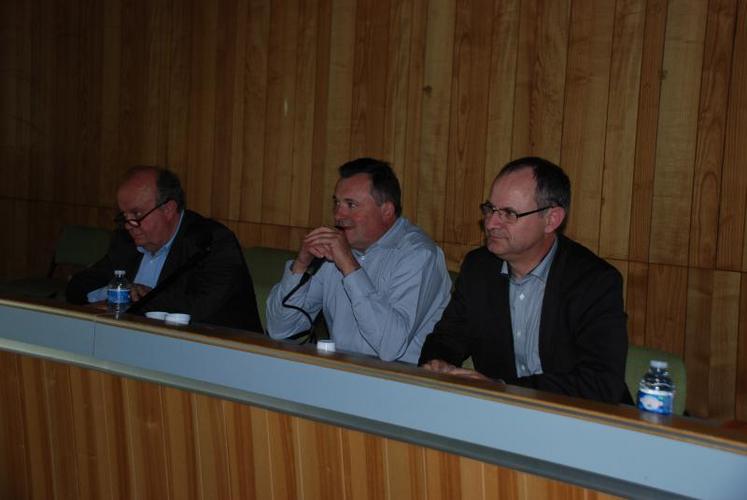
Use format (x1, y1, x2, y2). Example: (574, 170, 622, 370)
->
(0, 302, 95, 356)
(93, 321, 747, 500)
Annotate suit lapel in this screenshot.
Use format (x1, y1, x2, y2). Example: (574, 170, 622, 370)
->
(156, 211, 193, 286)
(538, 235, 566, 365)
(483, 254, 517, 378)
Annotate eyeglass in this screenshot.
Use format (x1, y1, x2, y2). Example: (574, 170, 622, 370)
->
(114, 199, 169, 228)
(480, 201, 553, 223)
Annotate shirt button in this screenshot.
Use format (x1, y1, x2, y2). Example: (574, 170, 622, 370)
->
(517, 330, 522, 337)
(519, 293, 525, 300)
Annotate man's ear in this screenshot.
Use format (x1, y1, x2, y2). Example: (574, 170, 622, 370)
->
(381, 201, 396, 221)
(164, 199, 179, 217)
(544, 207, 566, 234)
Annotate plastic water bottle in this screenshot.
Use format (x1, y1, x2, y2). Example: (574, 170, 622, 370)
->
(637, 360, 675, 415)
(107, 269, 131, 314)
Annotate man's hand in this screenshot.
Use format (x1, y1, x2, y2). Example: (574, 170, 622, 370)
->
(422, 359, 501, 383)
(130, 284, 152, 302)
(445, 367, 494, 382)
(292, 226, 360, 276)
(421, 359, 458, 373)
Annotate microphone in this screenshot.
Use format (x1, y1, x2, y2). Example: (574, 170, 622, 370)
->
(298, 257, 325, 286)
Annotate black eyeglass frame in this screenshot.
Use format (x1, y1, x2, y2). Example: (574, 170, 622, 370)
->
(480, 201, 554, 223)
(114, 199, 170, 228)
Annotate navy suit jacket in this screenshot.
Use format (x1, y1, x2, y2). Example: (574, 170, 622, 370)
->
(419, 234, 631, 404)
(66, 210, 263, 335)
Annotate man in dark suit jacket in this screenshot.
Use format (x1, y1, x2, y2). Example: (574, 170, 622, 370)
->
(66, 166, 263, 335)
(419, 157, 630, 404)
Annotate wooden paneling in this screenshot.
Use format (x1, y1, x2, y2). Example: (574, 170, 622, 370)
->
(2, 0, 747, 419)
(0, 352, 619, 499)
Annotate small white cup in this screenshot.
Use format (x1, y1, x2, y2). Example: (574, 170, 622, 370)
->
(316, 339, 336, 353)
(165, 313, 191, 325)
(145, 311, 169, 320)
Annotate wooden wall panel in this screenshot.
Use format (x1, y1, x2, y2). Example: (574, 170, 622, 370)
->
(512, 0, 569, 162)
(645, 264, 688, 355)
(738, 275, 747, 421)
(688, 0, 737, 269)
(0, 351, 29, 499)
(598, 0, 645, 260)
(443, 0, 493, 246)
(239, 0, 270, 223)
(415, 0, 454, 241)
(2, 0, 747, 419)
(560, 0, 614, 252)
(648, 1, 707, 266)
(483, 1, 519, 191)
(186, 0, 219, 217)
(628, 0, 667, 263)
(717, 0, 747, 271)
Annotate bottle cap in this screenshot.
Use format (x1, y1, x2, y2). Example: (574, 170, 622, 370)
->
(114, 269, 126, 277)
(650, 360, 668, 369)
(317, 340, 336, 353)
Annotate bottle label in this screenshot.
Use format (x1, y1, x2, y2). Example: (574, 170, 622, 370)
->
(637, 387, 674, 415)
(107, 288, 131, 305)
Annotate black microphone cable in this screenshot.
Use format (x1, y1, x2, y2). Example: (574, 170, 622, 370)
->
(280, 257, 324, 344)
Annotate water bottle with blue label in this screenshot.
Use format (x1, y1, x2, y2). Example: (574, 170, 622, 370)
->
(637, 360, 675, 415)
(107, 269, 131, 314)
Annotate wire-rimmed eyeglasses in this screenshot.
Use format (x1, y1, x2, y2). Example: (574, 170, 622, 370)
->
(114, 199, 169, 228)
(479, 201, 553, 224)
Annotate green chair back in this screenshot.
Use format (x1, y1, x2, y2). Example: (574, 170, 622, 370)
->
(626, 345, 687, 415)
(0, 224, 111, 300)
(243, 246, 297, 330)
(53, 225, 112, 273)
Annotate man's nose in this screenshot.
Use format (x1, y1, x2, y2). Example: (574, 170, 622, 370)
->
(484, 213, 504, 230)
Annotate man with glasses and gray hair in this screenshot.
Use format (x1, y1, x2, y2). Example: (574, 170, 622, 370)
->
(419, 157, 631, 404)
(66, 166, 263, 334)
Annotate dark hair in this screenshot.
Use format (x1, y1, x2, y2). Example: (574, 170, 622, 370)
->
(123, 165, 186, 211)
(496, 156, 571, 212)
(498, 156, 571, 229)
(338, 158, 402, 216)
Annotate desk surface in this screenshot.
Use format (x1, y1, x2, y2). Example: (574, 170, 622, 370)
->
(1, 295, 745, 499)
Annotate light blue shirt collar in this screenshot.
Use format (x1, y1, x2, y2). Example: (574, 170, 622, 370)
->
(137, 210, 184, 257)
(352, 217, 406, 258)
(500, 236, 559, 283)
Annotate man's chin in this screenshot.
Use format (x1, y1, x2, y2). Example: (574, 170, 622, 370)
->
(487, 240, 507, 256)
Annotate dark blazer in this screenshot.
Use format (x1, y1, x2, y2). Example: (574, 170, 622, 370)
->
(419, 234, 631, 404)
(66, 210, 263, 335)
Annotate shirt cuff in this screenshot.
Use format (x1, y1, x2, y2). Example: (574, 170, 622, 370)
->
(87, 286, 107, 303)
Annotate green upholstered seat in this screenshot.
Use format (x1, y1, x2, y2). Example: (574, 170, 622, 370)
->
(626, 345, 687, 415)
(0, 225, 111, 301)
(242, 246, 297, 330)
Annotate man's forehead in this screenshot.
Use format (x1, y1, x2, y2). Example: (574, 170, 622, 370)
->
(490, 170, 536, 201)
(118, 176, 157, 208)
(334, 174, 373, 199)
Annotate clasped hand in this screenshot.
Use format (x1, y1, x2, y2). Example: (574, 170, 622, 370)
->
(292, 226, 360, 276)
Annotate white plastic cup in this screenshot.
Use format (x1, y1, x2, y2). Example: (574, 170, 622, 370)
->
(164, 313, 191, 325)
(316, 339, 336, 353)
